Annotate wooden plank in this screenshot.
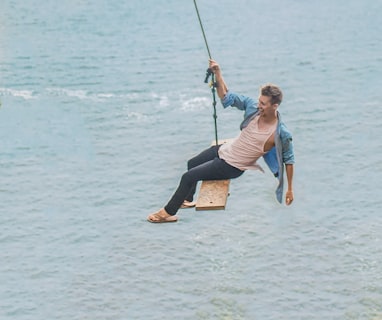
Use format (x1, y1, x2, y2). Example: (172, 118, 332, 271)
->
(195, 179, 230, 210)
(195, 138, 233, 211)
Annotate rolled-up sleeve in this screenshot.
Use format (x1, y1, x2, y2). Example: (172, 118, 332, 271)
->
(282, 135, 295, 164)
(221, 91, 257, 113)
(278, 122, 295, 164)
(221, 91, 235, 108)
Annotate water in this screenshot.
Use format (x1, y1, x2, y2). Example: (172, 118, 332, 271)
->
(1, 0, 382, 319)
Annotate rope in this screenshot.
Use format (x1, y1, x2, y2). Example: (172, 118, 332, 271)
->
(193, 0, 219, 146)
(193, 0, 212, 59)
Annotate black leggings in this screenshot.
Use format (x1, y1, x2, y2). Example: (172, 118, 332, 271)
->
(164, 145, 244, 215)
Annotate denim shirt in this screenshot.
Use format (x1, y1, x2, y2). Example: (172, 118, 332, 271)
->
(222, 91, 295, 203)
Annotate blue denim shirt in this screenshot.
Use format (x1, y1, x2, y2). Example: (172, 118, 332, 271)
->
(222, 91, 295, 203)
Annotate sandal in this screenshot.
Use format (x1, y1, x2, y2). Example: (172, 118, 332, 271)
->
(147, 208, 178, 223)
(180, 200, 196, 209)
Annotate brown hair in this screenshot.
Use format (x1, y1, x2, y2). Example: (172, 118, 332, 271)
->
(261, 84, 283, 106)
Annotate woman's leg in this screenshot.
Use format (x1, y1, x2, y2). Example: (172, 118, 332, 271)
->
(164, 157, 243, 215)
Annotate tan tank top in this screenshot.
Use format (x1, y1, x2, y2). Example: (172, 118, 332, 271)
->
(218, 115, 277, 171)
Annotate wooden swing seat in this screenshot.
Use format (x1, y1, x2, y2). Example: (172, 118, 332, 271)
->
(195, 139, 233, 211)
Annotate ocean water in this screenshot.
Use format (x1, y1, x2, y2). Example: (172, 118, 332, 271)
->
(1, 0, 382, 319)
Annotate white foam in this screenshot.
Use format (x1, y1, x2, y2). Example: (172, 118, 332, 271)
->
(96, 93, 115, 99)
(181, 96, 209, 111)
(46, 88, 89, 100)
(158, 95, 169, 108)
(0, 88, 36, 100)
(126, 111, 149, 121)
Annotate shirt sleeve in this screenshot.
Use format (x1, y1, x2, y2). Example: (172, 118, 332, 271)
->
(221, 91, 258, 115)
(281, 132, 295, 164)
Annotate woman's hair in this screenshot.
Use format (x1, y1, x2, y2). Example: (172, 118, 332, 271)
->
(261, 84, 283, 106)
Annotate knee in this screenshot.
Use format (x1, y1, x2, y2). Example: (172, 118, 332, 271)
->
(181, 171, 194, 186)
(187, 157, 197, 170)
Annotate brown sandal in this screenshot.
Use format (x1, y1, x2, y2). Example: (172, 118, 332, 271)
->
(147, 208, 178, 223)
(180, 200, 196, 209)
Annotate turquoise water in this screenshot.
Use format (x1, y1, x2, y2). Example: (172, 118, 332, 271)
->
(1, 0, 382, 319)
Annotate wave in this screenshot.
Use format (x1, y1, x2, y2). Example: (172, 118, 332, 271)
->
(0, 87, 212, 116)
(1, 86, 209, 103)
(180, 96, 210, 111)
(0, 88, 36, 100)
